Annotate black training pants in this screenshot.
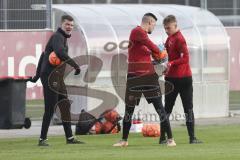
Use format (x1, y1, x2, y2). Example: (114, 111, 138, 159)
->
(163, 76, 195, 139)
(40, 73, 73, 140)
(122, 73, 173, 140)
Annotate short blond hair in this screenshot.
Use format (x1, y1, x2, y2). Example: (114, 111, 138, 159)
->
(163, 15, 177, 25)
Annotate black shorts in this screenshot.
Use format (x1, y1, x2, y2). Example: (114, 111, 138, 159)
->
(125, 73, 161, 106)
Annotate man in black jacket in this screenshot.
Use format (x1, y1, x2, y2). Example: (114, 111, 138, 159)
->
(29, 15, 83, 146)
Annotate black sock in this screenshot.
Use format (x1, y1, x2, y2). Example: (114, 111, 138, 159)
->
(152, 98, 173, 139)
(122, 105, 135, 140)
(185, 110, 195, 140)
(62, 121, 73, 139)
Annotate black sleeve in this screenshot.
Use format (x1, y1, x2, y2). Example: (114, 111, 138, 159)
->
(52, 34, 79, 69)
(35, 52, 44, 78)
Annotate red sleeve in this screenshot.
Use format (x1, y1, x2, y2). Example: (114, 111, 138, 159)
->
(134, 29, 160, 59)
(171, 37, 189, 66)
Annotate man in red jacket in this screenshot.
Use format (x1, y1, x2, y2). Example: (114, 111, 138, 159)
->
(160, 15, 202, 144)
(113, 13, 176, 147)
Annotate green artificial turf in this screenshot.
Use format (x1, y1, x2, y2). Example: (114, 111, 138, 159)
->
(0, 125, 240, 160)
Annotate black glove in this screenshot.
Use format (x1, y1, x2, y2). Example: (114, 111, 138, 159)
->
(28, 76, 39, 83)
(74, 67, 81, 75)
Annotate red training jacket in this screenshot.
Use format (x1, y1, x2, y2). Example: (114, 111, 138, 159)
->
(165, 31, 192, 78)
(127, 26, 160, 76)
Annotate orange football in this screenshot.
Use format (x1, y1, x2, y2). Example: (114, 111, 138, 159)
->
(104, 110, 120, 123)
(160, 50, 168, 59)
(142, 124, 161, 137)
(49, 51, 61, 66)
(102, 121, 115, 133)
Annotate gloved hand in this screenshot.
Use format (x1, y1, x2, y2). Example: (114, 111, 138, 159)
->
(28, 76, 39, 83)
(152, 60, 159, 65)
(74, 67, 81, 75)
(158, 43, 165, 52)
(152, 54, 168, 65)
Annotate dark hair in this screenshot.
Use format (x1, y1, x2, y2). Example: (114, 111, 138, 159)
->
(61, 15, 74, 23)
(163, 15, 177, 25)
(144, 13, 158, 21)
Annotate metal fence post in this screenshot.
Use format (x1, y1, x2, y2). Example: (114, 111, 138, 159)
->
(200, 0, 207, 10)
(46, 0, 52, 29)
(3, 0, 8, 29)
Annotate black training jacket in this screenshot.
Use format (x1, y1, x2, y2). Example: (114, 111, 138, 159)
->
(35, 28, 79, 77)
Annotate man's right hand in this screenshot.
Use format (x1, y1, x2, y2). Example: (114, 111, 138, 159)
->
(28, 76, 39, 83)
(163, 61, 173, 75)
(167, 61, 173, 68)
